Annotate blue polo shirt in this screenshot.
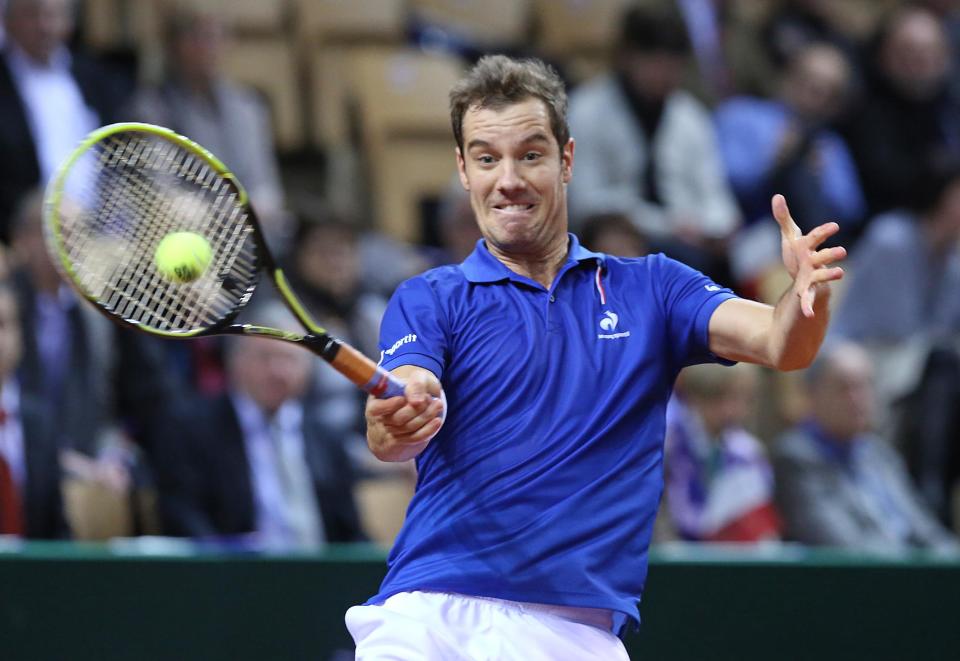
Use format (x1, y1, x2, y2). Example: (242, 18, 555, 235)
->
(371, 234, 737, 634)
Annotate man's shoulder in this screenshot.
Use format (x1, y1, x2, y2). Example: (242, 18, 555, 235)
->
(400, 263, 467, 291)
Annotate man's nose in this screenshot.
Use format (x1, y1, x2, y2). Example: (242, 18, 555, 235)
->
(496, 160, 526, 194)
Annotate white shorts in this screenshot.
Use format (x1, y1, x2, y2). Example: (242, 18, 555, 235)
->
(345, 591, 630, 660)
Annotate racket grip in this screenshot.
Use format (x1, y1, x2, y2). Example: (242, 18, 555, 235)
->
(375, 369, 407, 399)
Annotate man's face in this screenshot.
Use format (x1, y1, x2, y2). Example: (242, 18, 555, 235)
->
(5, 0, 74, 64)
(456, 98, 573, 259)
(230, 338, 312, 416)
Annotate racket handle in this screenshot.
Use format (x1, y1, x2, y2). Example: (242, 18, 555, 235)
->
(373, 368, 407, 399)
(328, 341, 406, 399)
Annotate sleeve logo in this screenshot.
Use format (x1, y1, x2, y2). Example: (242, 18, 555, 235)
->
(380, 333, 418, 363)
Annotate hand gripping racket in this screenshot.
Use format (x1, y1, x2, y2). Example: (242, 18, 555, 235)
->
(43, 122, 406, 399)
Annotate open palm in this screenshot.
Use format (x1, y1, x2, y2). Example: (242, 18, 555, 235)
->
(773, 194, 846, 318)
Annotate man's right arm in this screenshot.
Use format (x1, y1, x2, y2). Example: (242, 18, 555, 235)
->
(365, 365, 444, 463)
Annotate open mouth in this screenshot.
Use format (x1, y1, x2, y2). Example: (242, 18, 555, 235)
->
(494, 204, 536, 213)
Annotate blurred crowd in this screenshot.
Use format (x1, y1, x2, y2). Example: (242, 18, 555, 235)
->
(1, 0, 960, 556)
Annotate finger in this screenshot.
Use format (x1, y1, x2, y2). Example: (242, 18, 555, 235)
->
(804, 221, 840, 249)
(810, 245, 847, 268)
(404, 372, 435, 407)
(366, 396, 406, 419)
(772, 194, 801, 238)
(392, 417, 444, 446)
(384, 398, 445, 432)
(801, 285, 816, 318)
(809, 266, 844, 284)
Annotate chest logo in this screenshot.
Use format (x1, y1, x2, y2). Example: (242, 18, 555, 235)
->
(598, 311, 630, 340)
(600, 311, 618, 331)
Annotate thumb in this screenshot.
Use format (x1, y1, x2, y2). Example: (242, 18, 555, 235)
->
(404, 371, 432, 404)
(772, 194, 800, 239)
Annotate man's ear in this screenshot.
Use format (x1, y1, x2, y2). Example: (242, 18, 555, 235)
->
(456, 148, 470, 191)
(561, 138, 574, 184)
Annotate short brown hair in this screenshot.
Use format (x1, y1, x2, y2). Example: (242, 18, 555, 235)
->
(449, 55, 569, 154)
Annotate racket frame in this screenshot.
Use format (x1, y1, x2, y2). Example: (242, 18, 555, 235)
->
(44, 122, 405, 399)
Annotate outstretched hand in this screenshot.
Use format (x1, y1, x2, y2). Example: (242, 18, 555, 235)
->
(773, 194, 846, 318)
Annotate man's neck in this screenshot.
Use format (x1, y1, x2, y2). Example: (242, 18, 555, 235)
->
(488, 237, 569, 289)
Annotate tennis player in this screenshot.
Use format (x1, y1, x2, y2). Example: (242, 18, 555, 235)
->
(346, 55, 845, 658)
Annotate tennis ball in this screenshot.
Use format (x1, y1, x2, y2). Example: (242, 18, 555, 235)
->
(154, 232, 212, 283)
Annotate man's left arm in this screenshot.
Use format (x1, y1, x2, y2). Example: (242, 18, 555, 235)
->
(708, 195, 846, 371)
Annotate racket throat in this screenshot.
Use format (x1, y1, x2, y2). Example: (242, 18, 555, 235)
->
(301, 333, 342, 362)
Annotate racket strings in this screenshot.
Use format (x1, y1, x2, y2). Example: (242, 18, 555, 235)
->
(53, 131, 258, 333)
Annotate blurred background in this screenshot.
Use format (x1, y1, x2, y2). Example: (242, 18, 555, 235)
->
(2, 0, 960, 659)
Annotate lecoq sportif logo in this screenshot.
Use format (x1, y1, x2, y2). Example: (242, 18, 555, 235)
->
(600, 311, 618, 331)
(598, 311, 630, 340)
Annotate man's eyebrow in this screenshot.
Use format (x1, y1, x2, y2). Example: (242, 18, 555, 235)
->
(465, 133, 552, 152)
(465, 139, 491, 152)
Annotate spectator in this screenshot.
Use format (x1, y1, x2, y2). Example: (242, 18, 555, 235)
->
(716, 41, 865, 286)
(716, 42, 864, 241)
(831, 162, 960, 524)
(578, 212, 647, 258)
(567, 2, 740, 285)
(10, 189, 181, 497)
(127, 4, 290, 248)
(760, 0, 867, 74)
(429, 180, 483, 267)
(0, 0, 128, 243)
(286, 216, 389, 469)
(842, 5, 960, 216)
(0, 280, 64, 538)
(773, 342, 958, 551)
(664, 363, 781, 543)
(154, 301, 366, 548)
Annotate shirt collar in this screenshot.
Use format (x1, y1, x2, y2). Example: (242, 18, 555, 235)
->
(460, 233, 605, 284)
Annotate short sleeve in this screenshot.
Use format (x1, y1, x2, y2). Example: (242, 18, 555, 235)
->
(378, 275, 448, 378)
(654, 255, 738, 367)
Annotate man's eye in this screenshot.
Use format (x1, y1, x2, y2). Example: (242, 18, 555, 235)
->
(477, 155, 495, 164)
(523, 152, 541, 161)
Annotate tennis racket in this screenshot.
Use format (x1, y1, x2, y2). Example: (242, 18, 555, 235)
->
(43, 122, 406, 399)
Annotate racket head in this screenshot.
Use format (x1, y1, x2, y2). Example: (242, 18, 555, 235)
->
(44, 122, 262, 338)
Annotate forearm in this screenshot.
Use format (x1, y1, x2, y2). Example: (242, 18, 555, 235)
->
(767, 283, 832, 371)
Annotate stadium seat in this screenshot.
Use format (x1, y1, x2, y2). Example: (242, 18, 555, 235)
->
(408, 0, 532, 51)
(347, 48, 464, 241)
(221, 37, 304, 151)
(532, 0, 631, 81)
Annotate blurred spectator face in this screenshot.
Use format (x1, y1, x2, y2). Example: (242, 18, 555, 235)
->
(782, 44, 851, 123)
(0, 288, 23, 381)
(171, 13, 226, 87)
(229, 337, 311, 416)
(620, 50, 687, 102)
(295, 223, 360, 301)
(579, 213, 647, 258)
(439, 195, 483, 263)
(808, 345, 874, 441)
(4, 0, 73, 64)
(880, 8, 951, 101)
(687, 366, 757, 438)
